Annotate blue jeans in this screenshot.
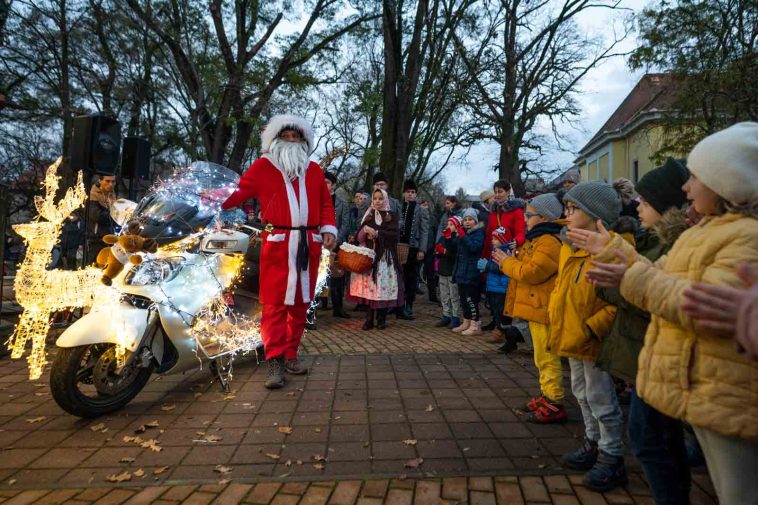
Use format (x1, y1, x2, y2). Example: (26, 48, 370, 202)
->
(628, 388, 690, 505)
(568, 358, 624, 457)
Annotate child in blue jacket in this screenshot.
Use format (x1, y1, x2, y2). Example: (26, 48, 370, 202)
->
(444, 208, 485, 335)
(478, 228, 512, 342)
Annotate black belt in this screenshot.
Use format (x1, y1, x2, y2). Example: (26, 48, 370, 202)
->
(266, 224, 318, 272)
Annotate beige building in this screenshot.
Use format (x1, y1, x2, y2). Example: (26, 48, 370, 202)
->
(575, 74, 683, 183)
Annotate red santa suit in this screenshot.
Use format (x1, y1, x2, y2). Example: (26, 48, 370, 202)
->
(222, 116, 337, 360)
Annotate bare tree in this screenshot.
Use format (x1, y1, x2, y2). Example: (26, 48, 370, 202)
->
(380, 0, 476, 196)
(454, 0, 628, 195)
(124, 0, 379, 172)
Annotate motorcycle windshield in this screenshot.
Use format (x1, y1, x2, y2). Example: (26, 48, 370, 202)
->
(132, 161, 239, 244)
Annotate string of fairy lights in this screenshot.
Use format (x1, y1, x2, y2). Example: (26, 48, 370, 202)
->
(7, 158, 330, 381)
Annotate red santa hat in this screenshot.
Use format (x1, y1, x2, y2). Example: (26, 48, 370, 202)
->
(447, 215, 462, 227)
(261, 114, 315, 154)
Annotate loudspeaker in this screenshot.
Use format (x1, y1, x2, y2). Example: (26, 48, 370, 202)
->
(121, 137, 151, 179)
(69, 114, 121, 175)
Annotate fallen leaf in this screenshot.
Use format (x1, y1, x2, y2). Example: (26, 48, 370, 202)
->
(123, 435, 143, 444)
(7, 479, 17, 485)
(265, 453, 281, 460)
(296, 460, 303, 465)
(538, 464, 546, 469)
(204, 434, 223, 442)
(404, 457, 424, 469)
(140, 439, 162, 452)
(34, 392, 48, 397)
(425, 404, 435, 412)
(106, 471, 132, 482)
(362, 441, 369, 448)
(194, 392, 203, 399)
(285, 392, 295, 397)
(133, 469, 145, 478)
(154, 466, 170, 475)
(25, 416, 46, 424)
(284, 459, 292, 467)
(313, 463, 325, 470)
(314, 427, 322, 433)
(120, 457, 136, 463)
(90, 423, 107, 432)
(134, 425, 147, 434)
(312, 454, 326, 462)
(277, 426, 293, 435)
(223, 394, 236, 401)
(145, 420, 160, 428)
(214, 465, 232, 474)
(402, 439, 418, 446)
(279, 472, 292, 478)
(160, 404, 176, 412)
(218, 478, 231, 485)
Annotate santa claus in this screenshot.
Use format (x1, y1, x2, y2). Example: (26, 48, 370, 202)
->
(222, 115, 337, 389)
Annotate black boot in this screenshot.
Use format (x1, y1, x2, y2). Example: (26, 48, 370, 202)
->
(396, 303, 414, 320)
(362, 309, 375, 330)
(264, 356, 286, 389)
(481, 320, 496, 331)
(376, 309, 388, 330)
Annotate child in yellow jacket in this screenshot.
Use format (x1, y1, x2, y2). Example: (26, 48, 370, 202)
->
(571, 122, 758, 505)
(548, 182, 628, 493)
(494, 193, 565, 424)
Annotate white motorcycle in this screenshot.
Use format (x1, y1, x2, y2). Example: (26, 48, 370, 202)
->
(50, 162, 267, 418)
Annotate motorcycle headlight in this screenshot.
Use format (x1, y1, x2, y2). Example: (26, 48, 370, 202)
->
(124, 257, 185, 286)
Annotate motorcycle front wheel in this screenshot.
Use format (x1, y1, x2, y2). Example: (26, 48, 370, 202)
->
(50, 344, 154, 418)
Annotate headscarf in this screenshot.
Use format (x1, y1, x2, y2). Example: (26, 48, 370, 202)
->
(361, 188, 391, 226)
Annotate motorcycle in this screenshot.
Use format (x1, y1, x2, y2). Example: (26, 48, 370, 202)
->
(50, 162, 269, 418)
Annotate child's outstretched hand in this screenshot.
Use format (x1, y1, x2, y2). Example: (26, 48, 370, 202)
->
(492, 248, 509, 266)
(682, 263, 758, 345)
(586, 251, 628, 287)
(567, 220, 611, 255)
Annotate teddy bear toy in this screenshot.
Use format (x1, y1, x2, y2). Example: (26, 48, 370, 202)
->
(96, 221, 158, 285)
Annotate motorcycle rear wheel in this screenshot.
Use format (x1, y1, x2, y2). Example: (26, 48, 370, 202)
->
(51, 344, 154, 418)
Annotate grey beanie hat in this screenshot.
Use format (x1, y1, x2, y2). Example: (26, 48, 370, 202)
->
(563, 182, 622, 228)
(528, 193, 563, 220)
(462, 208, 479, 223)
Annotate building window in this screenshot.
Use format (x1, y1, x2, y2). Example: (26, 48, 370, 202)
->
(632, 160, 639, 183)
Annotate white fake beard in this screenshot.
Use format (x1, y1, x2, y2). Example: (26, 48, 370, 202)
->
(270, 138, 309, 180)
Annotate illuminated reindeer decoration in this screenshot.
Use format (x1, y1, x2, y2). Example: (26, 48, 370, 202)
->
(9, 158, 104, 380)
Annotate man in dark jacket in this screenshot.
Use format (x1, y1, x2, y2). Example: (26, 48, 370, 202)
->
(86, 175, 118, 264)
(60, 212, 84, 270)
(325, 172, 351, 318)
(396, 180, 429, 319)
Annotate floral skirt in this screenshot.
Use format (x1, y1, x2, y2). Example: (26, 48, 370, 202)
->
(346, 257, 404, 309)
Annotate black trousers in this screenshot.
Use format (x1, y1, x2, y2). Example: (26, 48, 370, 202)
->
(402, 247, 419, 307)
(329, 275, 346, 312)
(424, 250, 438, 301)
(458, 283, 482, 321)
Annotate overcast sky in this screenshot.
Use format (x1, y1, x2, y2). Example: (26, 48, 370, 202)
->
(443, 0, 649, 194)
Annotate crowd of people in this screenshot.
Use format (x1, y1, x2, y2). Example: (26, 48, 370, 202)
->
(320, 122, 758, 503)
(3, 114, 755, 504)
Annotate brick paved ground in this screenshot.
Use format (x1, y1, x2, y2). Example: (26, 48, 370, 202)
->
(0, 299, 716, 503)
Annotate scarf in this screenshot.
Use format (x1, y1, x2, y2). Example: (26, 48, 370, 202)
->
(360, 189, 391, 226)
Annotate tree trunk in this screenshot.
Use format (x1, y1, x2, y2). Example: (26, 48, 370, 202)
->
(379, 0, 400, 195)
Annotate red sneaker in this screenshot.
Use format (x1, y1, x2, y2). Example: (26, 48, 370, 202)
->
(522, 396, 547, 412)
(526, 400, 568, 424)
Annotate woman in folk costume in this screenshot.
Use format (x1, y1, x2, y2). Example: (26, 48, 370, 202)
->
(222, 114, 337, 389)
(347, 189, 405, 330)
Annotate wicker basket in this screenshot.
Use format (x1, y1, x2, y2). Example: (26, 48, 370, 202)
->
(397, 243, 410, 265)
(337, 243, 375, 274)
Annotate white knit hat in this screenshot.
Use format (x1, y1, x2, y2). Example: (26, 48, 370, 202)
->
(687, 122, 758, 205)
